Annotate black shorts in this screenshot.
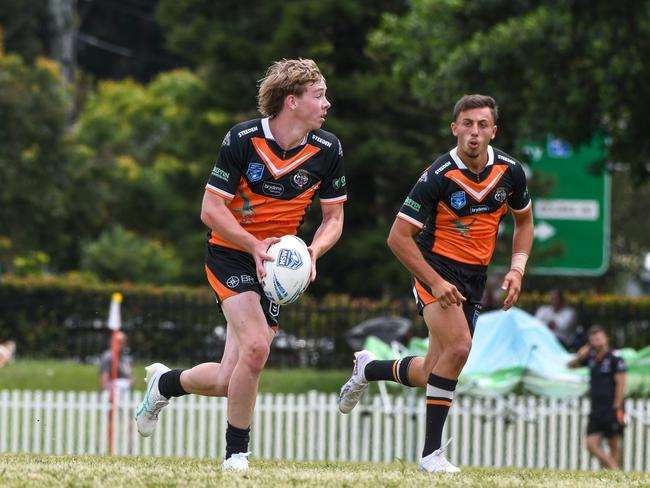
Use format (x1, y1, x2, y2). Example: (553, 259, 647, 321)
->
(412, 252, 487, 336)
(205, 244, 280, 329)
(587, 409, 624, 438)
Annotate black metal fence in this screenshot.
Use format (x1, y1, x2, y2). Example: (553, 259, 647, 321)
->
(0, 285, 423, 368)
(1, 281, 649, 368)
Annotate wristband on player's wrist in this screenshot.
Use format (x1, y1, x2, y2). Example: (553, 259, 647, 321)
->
(510, 252, 529, 276)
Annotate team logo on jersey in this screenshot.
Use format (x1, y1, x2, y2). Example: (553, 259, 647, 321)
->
(450, 191, 466, 210)
(268, 301, 280, 317)
(494, 187, 507, 203)
(278, 249, 303, 270)
(262, 181, 284, 197)
(418, 170, 428, 183)
(226, 276, 240, 288)
(291, 169, 312, 190)
(246, 163, 265, 182)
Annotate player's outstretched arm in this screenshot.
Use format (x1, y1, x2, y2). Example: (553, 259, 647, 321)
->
(387, 218, 465, 309)
(200, 190, 279, 280)
(501, 209, 534, 310)
(308, 202, 344, 282)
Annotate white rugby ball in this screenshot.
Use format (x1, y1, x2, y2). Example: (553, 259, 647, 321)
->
(262, 235, 312, 305)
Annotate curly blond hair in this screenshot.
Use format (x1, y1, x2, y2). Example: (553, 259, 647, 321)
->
(257, 58, 324, 117)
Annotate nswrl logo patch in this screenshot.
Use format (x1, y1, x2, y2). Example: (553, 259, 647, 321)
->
(451, 191, 466, 210)
(246, 163, 265, 182)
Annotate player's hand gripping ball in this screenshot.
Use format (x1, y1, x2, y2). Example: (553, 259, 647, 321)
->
(262, 235, 312, 305)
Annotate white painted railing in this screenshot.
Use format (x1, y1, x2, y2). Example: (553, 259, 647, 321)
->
(1, 390, 649, 471)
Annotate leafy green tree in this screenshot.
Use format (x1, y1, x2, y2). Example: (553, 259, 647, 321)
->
(371, 0, 650, 181)
(70, 69, 235, 283)
(0, 52, 71, 273)
(0, 1, 51, 62)
(80, 225, 181, 283)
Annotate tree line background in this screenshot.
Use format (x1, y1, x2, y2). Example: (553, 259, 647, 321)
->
(1, 0, 649, 297)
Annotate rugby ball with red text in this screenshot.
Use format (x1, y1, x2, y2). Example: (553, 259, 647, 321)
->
(262, 235, 312, 305)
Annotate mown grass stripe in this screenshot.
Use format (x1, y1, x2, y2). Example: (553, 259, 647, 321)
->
(0, 454, 648, 488)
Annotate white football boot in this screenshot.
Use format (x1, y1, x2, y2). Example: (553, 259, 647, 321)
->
(418, 438, 460, 473)
(338, 350, 376, 413)
(135, 362, 171, 437)
(221, 452, 251, 471)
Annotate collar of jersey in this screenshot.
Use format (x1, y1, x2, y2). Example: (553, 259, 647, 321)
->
(262, 117, 308, 146)
(450, 145, 494, 170)
(251, 136, 321, 179)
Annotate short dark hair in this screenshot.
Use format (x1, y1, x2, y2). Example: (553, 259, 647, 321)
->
(588, 325, 607, 337)
(453, 94, 498, 124)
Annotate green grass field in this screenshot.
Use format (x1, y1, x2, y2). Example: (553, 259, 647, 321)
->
(1, 454, 648, 487)
(0, 360, 352, 394)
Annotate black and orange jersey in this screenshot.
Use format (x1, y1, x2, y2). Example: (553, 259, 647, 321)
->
(581, 348, 625, 412)
(397, 146, 532, 267)
(205, 118, 347, 251)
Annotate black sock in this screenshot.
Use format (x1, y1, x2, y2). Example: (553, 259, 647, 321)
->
(158, 369, 188, 399)
(225, 422, 250, 459)
(422, 373, 457, 457)
(364, 356, 415, 386)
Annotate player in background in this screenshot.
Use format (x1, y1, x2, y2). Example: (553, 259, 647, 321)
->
(338, 94, 534, 473)
(135, 58, 347, 471)
(99, 331, 133, 393)
(568, 326, 626, 470)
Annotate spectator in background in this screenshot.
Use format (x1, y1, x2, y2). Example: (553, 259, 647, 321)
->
(0, 340, 16, 368)
(99, 331, 134, 393)
(535, 289, 579, 350)
(568, 326, 626, 470)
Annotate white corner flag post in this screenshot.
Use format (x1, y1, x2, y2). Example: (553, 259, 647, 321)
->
(107, 292, 123, 456)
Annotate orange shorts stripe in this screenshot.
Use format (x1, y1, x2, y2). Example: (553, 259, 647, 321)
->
(414, 277, 437, 306)
(426, 399, 452, 407)
(204, 264, 237, 302)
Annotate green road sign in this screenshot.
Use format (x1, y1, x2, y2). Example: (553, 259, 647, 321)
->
(519, 135, 610, 276)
